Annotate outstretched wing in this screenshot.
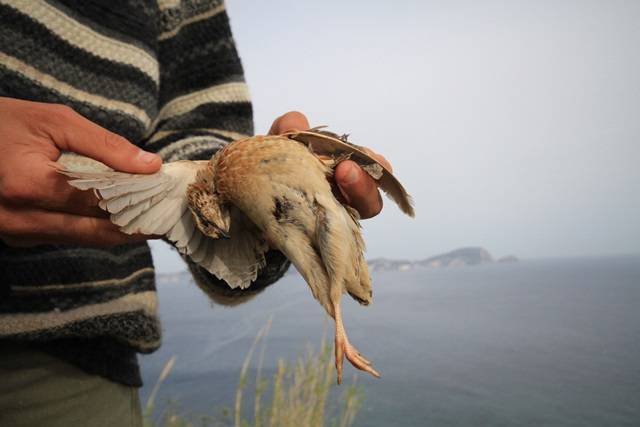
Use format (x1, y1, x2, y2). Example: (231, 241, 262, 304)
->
(58, 160, 205, 238)
(57, 159, 266, 289)
(284, 128, 415, 217)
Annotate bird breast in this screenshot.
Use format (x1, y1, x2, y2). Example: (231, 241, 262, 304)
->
(212, 135, 332, 232)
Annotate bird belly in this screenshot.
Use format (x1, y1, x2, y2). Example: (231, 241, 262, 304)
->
(213, 136, 331, 231)
(212, 135, 372, 311)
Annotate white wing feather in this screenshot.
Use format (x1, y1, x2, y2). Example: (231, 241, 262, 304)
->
(58, 159, 266, 289)
(199, 208, 268, 289)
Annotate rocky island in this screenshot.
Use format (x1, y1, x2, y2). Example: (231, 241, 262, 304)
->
(368, 247, 518, 272)
(157, 247, 519, 282)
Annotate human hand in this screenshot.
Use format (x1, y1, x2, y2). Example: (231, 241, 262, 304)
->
(269, 111, 391, 219)
(0, 97, 162, 247)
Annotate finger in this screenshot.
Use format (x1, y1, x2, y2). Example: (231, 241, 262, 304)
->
(37, 103, 161, 173)
(0, 156, 106, 218)
(268, 111, 310, 135)
(1, 230, 150, 248)
(0, 206, 153, 247)
(335, 160, 383, 219)
(40, 165, 106, 217)
(50, 184, 106, 218)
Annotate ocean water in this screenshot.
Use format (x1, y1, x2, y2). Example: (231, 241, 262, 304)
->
(140, 256, 640, 426)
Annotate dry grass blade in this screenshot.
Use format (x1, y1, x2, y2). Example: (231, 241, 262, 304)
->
(146, 356, 177, 414)
(235, 317, 273, 427)
(144, 318, 363, 427)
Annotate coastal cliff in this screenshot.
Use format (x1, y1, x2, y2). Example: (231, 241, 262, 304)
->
(157, 247, 519, 280)
(368, 247, 518, 272)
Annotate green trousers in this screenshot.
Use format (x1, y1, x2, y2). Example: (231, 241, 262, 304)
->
(0, 342, 142, 427)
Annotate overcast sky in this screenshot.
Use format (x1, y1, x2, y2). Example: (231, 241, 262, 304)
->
(151, 0, 640, 272)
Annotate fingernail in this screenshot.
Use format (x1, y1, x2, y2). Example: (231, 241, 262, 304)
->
(137, 150, 159, 164)
(343, 164, 360, 184)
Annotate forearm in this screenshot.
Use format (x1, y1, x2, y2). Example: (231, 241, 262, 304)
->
(145, 2, 252, 162)
(150, 2, 289, 300)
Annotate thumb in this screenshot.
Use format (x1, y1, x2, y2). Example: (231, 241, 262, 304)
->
(269, 111, 310, 135)
(335, 160, 383, 219)
(48, 105, 161, 173)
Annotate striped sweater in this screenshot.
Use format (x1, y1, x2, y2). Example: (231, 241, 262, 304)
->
(0, 0, 289, 386)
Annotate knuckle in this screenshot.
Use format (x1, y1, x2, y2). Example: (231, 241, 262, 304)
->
(52, 103, 75, 117)
(102, 130, 129, 150)
(46, 104, 77, 122)
(30, 103, 78, 140)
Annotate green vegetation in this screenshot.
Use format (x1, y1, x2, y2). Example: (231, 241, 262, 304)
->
(144, 320, 363, 427)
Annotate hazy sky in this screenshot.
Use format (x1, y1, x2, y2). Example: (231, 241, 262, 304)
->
(151, 0, 640, 272)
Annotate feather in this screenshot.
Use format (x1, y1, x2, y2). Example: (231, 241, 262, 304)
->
(284, 129, 415, 217)
(184, 226, 203, 256)
(99, 183, 169, 214)
(199, 208, 268, 289)
(190, 230, 210, 263)
(59, 159, 263, 287)
(167, 209, 196, 250)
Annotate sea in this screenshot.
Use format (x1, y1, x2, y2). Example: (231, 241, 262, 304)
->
(140, 256, 640, 426)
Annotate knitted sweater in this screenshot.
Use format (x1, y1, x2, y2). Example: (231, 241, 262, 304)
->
(0, 0, 289, 386)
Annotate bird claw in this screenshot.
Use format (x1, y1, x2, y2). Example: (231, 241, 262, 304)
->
(335, 337, 380, 385)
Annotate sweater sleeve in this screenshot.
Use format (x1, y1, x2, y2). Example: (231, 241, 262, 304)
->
(148, 1, 290, 302)
(148, 0, 253, 161)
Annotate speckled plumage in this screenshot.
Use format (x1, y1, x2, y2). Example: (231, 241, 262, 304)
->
(59, 130, 415, 382)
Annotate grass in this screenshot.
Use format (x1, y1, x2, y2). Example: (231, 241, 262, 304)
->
(144, 319, 363, 427)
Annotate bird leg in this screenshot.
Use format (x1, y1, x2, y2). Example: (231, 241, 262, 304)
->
(333, 299, 380, 384)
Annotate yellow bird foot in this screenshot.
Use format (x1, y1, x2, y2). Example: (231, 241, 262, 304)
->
(335, 336, 380, 385)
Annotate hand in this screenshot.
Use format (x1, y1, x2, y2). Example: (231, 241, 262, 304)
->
(0, 97, 162, 247)
(269, 111, 391, 219)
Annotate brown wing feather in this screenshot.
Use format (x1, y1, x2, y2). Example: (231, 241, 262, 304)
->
(284, 129, 415, 217)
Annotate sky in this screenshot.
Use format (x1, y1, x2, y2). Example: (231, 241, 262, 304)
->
(150, 0, 640, 272)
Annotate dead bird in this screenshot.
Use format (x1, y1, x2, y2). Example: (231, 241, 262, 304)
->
(58, 128, 415, 384)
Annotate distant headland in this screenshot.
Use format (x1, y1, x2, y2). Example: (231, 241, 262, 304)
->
(157, 247, 518, 283)
(368, 247, 518, 272)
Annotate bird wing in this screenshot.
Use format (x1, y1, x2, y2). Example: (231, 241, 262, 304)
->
(57, 159, 266, 289)
(284, 128, 415, 217)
